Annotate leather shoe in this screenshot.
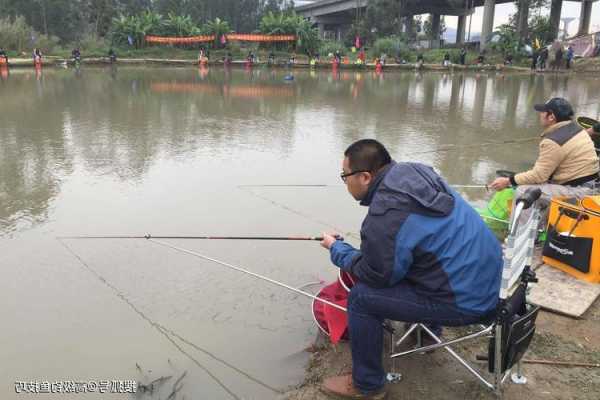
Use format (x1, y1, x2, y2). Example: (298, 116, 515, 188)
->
(320, 375, 387, 399)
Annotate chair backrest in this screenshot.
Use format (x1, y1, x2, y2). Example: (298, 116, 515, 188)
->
(499, 203, 540, 299)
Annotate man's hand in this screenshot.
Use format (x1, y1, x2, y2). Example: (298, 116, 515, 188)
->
(587, 127, 600, 137)
(489, 177, 511, 191)
(320, 232, 341, 250)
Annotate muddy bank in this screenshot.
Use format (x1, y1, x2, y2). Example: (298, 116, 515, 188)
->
(284, 284, 600, 400)
(6, 56, 598, 74)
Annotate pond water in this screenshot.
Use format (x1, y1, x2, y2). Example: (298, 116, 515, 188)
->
(1, 66, 599, 399)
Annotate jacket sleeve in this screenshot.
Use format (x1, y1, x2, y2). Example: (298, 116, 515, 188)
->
(332, 211, 413, 288)
(329, 240, 360, 271)
(514, 139, 563, 185)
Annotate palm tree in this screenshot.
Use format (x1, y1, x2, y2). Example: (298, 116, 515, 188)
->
(163, 13, 200, 37)
(204, 18, 232, 47)
(110, 11, 163, 48)
(294, 17, 320, 54)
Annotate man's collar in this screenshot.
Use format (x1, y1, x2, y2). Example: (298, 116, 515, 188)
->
(541, 120, 573, 137)
(360, 161, 395, 206)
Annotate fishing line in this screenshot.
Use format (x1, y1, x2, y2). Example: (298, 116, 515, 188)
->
(57, 238, 280, 398)
(148, 238, 347, 313)
(153, 325, 282, 394)
(237, 186, 360, 240)
(406, 136, 540, 156)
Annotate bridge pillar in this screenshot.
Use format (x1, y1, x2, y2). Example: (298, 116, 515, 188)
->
(430, 14, 441, 48)
(480, 0, 495, 50)
(549, 0, 562, 40)
(577, 0, 593, 36)
(516, 0, 530, 41)
(404, 16, 413, 34)
(456, 15, 466, 44)
(317, 23, 325, 39)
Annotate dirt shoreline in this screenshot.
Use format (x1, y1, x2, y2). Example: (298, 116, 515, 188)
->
(283, 268, 600, 400)
(4, 57, 600, 74)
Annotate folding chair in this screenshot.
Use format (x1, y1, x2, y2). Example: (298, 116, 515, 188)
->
(387, 188, 543, 397)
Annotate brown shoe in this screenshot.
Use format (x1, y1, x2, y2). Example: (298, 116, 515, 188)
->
(320, 375, 387, 400)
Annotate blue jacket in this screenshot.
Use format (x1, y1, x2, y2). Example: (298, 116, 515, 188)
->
(330, 161, 503, 315)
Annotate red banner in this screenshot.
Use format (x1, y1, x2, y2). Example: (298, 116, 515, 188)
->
(145, 33, 296, 44)
(225, 34, 296, 42)
(146, 35, 215, 44)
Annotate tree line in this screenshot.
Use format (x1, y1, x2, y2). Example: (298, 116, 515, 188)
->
(0, 0, 294, 43)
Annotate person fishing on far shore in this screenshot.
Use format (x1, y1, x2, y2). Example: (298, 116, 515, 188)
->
(108, 48, 117, 63)
(0, 47, 8, 64)
(33, 48, 42, 65)
(552, 44, 563, 71)
(476, 51, 485, 65)
(566, 45, 574, 69)
(531, 48, 539, 71)
(416, 52, 424, 68)
(538, 47, 548, 70)
(442, 52, 450, 67)
(72, 47, 81, 63)
(459, 47, 466, 65)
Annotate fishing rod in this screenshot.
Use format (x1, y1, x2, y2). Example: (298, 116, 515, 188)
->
(238, 184, 489, 190)
(58, 234, 328, 241)
(148, 238, 347, 312)
(408, 136, 540, 156)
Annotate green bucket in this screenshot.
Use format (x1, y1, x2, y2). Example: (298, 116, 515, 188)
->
(477, 188, 514, 235)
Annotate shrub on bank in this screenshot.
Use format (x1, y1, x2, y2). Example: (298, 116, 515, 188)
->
(371, 36, 410, 60)
(0, 16, 60, 55)
(318, 40, 347, 57)
(78, 33, 110, 56)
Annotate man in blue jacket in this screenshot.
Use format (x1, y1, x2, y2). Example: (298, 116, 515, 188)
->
(320, 139, 503, 399)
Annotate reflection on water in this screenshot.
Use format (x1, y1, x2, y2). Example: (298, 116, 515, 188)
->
(1, 66, 600, 398)
(2, 67, 599, 237)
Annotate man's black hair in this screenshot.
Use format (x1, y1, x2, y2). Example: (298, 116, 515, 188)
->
(344, 139, 392, 173)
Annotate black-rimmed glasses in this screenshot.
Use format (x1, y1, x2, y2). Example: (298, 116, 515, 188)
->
(340, 170, 369, 183)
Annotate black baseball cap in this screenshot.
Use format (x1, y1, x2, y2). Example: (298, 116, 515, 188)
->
(534, 97, 574, 120)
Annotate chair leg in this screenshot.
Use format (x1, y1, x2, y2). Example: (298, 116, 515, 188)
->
(394, 323, 418, 347)
(493, 324, 505, 398)
(385, 323, 402, 384)
(419, 324, 495, 389)
(511, 361, 527, 384)
(415, 324, 423, 348)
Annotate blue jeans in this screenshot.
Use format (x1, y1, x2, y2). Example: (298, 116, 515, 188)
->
(347, 281, 490, 393)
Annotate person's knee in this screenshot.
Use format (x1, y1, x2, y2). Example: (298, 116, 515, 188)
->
(348, 282, 369, 314)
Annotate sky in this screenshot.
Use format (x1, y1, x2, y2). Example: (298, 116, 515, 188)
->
(442, 1, 600, 36)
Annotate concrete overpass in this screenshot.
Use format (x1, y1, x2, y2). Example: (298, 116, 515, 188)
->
(297, 0, 598, 49)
